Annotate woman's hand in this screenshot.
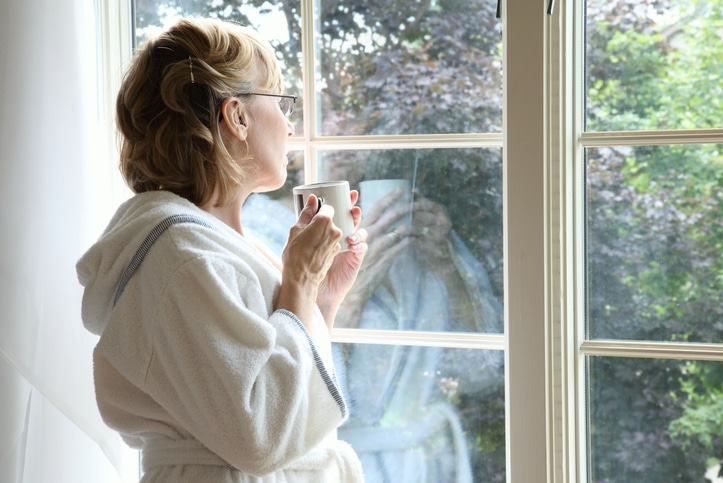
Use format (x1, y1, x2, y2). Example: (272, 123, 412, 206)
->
(276, 194, 344, 332)
(316, 190, 369, 329)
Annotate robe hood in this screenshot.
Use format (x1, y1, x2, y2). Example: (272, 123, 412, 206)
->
(76, 191, 223, 335)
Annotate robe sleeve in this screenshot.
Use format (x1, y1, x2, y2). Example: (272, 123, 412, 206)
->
(140, 253, 347, 476)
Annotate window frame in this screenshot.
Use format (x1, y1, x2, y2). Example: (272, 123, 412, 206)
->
(511, 0, 723, 481)
(555, 1, 723, 482)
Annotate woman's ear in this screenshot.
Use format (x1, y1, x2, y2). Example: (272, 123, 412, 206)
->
(219, 97, 248, 141)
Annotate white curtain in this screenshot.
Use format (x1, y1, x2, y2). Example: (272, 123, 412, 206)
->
(0, 0, 136, 481)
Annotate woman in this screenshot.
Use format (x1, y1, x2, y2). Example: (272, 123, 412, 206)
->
(76, 17, 367, 482)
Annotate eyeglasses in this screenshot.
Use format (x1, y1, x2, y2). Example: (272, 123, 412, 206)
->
(238, 92, 297, 116)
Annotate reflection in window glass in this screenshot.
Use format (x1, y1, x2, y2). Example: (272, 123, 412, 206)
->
(586, 0, 723, 132)
(317, 0, 502, 136)
(319, 148, 504, 334)
(589, 356, 723, 481)
(335, 343, 505, 482)
(586, 144, 723, 342)
(133, 0, 305, 135)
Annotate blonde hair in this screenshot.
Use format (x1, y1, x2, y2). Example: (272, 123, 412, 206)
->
(116, 17, 283, 207)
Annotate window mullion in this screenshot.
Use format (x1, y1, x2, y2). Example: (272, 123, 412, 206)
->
(549, 0, 587, 481)
(504, 1, 549, 481)
(300, 0, 317, 183)
(546, 0, 575, 480)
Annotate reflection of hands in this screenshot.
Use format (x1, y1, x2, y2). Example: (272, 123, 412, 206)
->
(334, 187, 412, 328)
(335, 190, 457, 329)
(362, 191, 454, 276)
(411, 194, 493, 331)
(408, 193, 453, 268)
(356, 188, 415, 292)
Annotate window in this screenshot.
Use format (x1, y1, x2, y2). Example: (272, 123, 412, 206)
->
(109, 0, 723, 481)
(583, 0, 723, 480)
(132, 0, 505, 481)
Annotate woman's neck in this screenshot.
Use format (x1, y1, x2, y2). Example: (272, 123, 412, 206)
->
(200, 191, 247, 235)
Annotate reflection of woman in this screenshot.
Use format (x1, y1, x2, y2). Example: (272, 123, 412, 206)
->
(76, 18, 367, 482)
(244, 186, 503, 483)
(335, 186, 502, 332)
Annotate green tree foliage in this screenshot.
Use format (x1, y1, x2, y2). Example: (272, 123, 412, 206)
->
(586, 0, 723, 480)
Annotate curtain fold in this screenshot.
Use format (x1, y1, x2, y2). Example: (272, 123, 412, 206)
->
(0, 0, 135, 481)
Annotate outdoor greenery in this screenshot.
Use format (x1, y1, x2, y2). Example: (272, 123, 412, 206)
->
(586, 0, 723, 481)
(134, 0, 722, 480)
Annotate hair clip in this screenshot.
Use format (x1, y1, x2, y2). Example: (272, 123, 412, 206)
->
(189, 56, 195, 84)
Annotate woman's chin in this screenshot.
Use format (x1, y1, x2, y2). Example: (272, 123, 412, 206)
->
(255, 176, 288, 194)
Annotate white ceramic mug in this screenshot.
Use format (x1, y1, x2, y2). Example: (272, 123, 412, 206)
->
(359, 179, 413, 229)
(293, 181, 355, 251)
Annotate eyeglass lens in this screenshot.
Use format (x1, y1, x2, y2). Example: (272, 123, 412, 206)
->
(280, 97, 295, 116)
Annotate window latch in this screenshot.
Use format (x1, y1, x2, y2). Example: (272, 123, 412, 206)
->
(495, 0, 554, 19)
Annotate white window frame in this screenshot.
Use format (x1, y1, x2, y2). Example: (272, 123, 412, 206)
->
(547, 1, 723, 483)
(503, 1, 556, 480)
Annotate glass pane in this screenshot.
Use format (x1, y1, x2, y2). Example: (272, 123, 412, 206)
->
(335, 343, 505, 482)
(589, 356, 723, 481)
(316, 0, 502, 136)
(318, 148, 504, 334)
(586, 0, 723, 131)
(133, 0, 305, 136)
(586, 144, 723, 342)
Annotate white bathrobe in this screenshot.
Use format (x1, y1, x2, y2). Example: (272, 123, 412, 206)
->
(76, 191, 364, 482)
